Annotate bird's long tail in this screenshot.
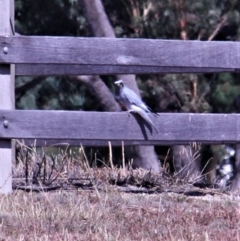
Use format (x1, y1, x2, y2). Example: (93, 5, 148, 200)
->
(133, 108, 159, 133)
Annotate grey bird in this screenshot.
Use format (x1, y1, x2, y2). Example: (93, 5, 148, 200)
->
(114, 79, 159, 133)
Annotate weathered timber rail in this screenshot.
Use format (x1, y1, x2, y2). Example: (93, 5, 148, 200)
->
(0, 36, 240, 75)
(0, 111, 240, 145)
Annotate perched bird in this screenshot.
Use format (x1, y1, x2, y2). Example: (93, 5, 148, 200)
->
(114, 79, 159, 133)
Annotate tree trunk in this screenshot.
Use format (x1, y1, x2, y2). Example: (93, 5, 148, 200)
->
(72, 75, 120, 112)
(79, 0, 140, 94)
(78, 0, 160, 173)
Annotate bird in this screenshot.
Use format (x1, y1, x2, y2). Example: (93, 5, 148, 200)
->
(114, 79, 159, 133)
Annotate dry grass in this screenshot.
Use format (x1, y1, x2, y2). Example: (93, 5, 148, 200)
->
(0, 189, 240, 241)
(0, 142, 240, 240)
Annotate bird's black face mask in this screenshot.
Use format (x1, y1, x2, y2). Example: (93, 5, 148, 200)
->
(114, 80, 124, 89)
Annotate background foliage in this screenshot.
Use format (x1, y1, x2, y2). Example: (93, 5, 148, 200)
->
(15, 0, 240, 113)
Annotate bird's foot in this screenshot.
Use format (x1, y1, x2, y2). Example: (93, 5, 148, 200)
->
(127, 110, 133, 117)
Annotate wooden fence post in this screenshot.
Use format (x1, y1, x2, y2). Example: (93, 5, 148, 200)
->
(0, 0, 15, 193)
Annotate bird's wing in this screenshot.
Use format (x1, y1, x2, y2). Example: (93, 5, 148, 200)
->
(123, 87, 159, 116)
(130, 105, 159, 133)
(123, 87, 150, 112)
(126, 90, 159, 116)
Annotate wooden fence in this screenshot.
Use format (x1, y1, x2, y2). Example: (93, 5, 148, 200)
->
(1, 0, 240, 193)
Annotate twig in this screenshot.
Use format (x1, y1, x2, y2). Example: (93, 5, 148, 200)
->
(122, 141, 125, 169)
(176, 0, 188, 40)
(108, 141, 114, 169)
(15, 77, 44, 101)
(25, 150, 29, 185)
(13, 185, 61, 192)
(208, 18, 227, 41)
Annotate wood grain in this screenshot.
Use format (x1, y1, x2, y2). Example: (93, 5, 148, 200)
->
(15, 64, 237, 76)
(1, 110, 240, 145)
(0, 36, 240, 70)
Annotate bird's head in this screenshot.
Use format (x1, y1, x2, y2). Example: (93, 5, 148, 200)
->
(114, 80, 124, 89)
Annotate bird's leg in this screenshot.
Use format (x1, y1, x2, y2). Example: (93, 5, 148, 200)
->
(127, 110, 133, 117)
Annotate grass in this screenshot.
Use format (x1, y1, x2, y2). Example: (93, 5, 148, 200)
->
(1, 189, 240, 240)
(0, 142, 240, 240)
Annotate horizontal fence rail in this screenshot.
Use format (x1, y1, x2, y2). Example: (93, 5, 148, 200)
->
(15, 65, 238, 76)
(0, 36, 240, 75)
(1, 110, 240, 145)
